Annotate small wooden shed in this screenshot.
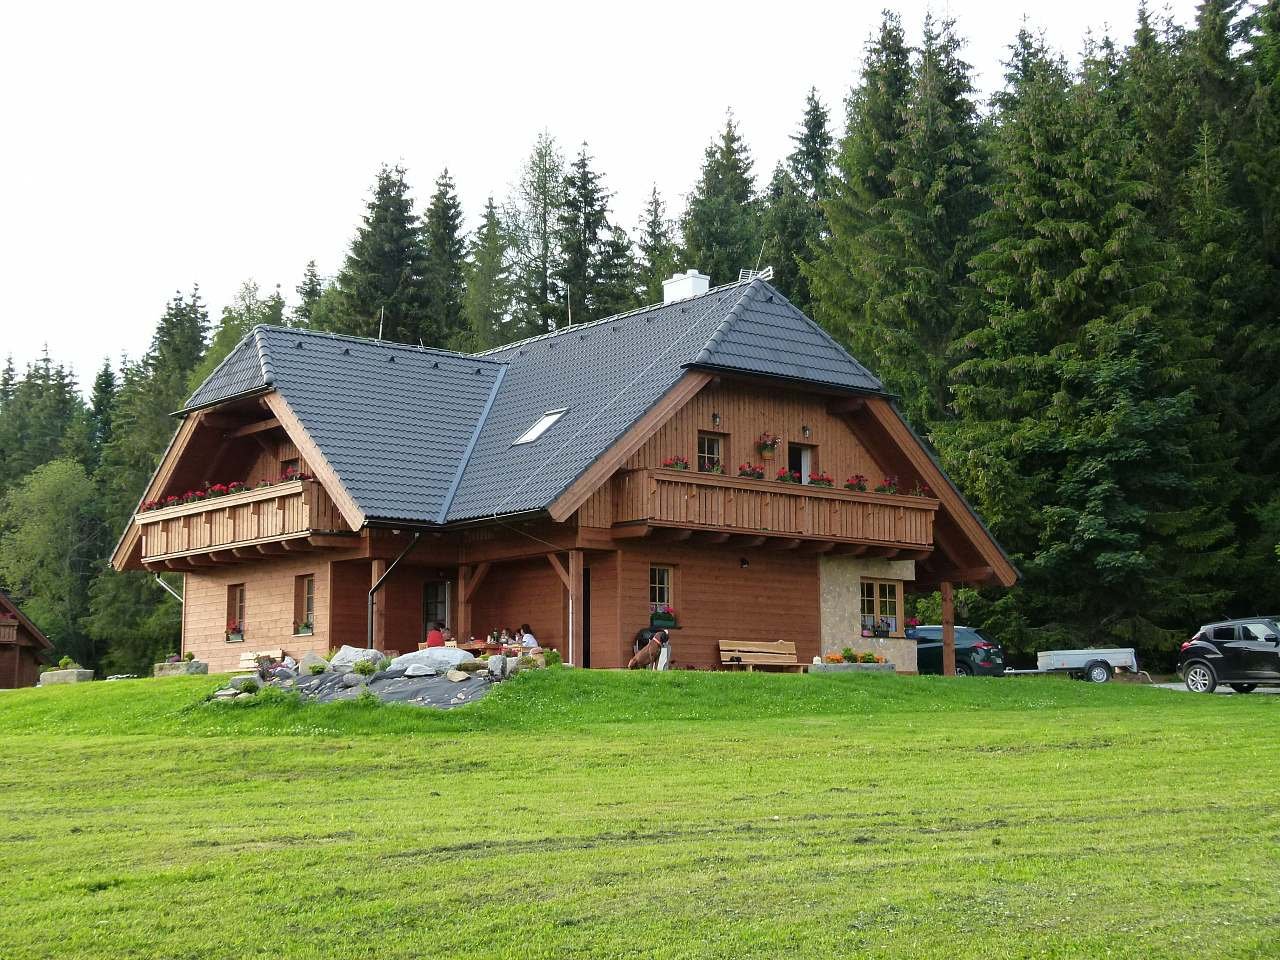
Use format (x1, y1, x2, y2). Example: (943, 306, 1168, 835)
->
(0, 592, 52, 688)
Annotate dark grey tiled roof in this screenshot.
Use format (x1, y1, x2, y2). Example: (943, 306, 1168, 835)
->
(183, 326, 505, 523)
(182, 280, 884, 525)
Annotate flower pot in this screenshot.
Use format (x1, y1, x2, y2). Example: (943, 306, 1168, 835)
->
(226, 631, 244, 644)
(650, 613, 677, 629)
(759, 448, 775, 461)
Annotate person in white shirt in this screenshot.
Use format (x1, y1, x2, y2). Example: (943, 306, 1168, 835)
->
(519, 623, 538, 648)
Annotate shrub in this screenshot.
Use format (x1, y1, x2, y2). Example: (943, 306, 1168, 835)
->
(354, 687, 381, 707)
(455, 660, 485, 673)
(57, 656, 78, 670)
(183, 651, 195, 662)
(379, 657, 393, 671)
(841, 647, 857, 664)
(858, 651, 878, 664)
(518, 655, 535, 668)
(308, 663, 327, 675)
(544, 649, 563, 668)
(238, 680, 259, 695)
(353, 658, 377, 677)
(822, 651, 845, 664)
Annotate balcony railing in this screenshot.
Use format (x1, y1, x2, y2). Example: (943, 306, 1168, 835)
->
(136, 479, 347, 561)
(613, 468, 937, 547)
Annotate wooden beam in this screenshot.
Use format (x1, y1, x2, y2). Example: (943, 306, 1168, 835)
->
(209, 550, 245, 563)
(609, 523, 653, 540)
(915, 565, 994, 588)
(567, 549, 584, 667)
(654, 527, 693, 542)
(462, 561, 491, 602)
(941, 580, 956, 677)
(548, 371, 714, 522)
(371, 559, 388, 650)
(798, 541, 836, 555)
(697, 531, 732, 544)
(226, 417, 281, 439)
(765, 538, 802, 551)
(255, 542, 288, 555)
(280, 539, 314, 552)
(546, 552, 570, 590)
(729, 535, 767, 547)
(826, 396, 866, 415)
(457, 564, 473, 641)
(307, 534, 362, 549)
(231, 548, 259, 560)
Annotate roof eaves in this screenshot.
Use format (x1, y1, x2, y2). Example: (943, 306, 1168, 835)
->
(173, 384, 274, 418)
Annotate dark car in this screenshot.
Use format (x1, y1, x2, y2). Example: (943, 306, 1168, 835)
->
(1180, 617, 1280, 693)
(906, 625, 1005, 676)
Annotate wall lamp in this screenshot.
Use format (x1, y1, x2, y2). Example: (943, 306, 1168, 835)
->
(802, 425, 811, 438)
(711, 412, 721, 427)
(739, 558, 750, 569)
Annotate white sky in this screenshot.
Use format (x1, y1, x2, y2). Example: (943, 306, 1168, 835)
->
(1, 0, 1199, 388)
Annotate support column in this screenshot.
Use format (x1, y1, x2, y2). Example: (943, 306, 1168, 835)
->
(457, 564, 473, 642)
(568, 548, 585, 667)
(371, 558, 388, 650)
(941, 579, 956, 677)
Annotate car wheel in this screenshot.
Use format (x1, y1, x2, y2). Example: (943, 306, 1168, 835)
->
(1229, 683, 1257, 694)
(954, 662, 972, 677)
(1183, 662, 1217, 694)
(1085, 661, 1112, 683)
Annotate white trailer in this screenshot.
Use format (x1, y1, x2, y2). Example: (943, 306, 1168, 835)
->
(1004, 648, 1146, 683)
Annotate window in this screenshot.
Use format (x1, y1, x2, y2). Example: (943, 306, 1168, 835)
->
(513, 409, 567, 445)
(649, 564, 673, 611)
(293, 574, 315, 634)
(1211, 626, 1236, 643)
(281, 457, 301, 477)
(423, 580, 450, 630)
(697, 432, 725, 473)
(226, 583, 246, 641)
(860, 579, 902, 635)
(1241, 622, 1276, 641)
(788, 443, 815, 482)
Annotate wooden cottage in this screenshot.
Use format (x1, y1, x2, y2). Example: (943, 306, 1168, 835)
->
(0, 591, 52, 688)
(111, 273, 1016, 672)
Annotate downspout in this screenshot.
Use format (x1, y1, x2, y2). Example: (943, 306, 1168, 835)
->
(367, 532, 422, 649)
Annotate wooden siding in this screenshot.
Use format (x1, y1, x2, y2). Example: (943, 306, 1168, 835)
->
(626, 380, 886, 481)
(612, 540, 822, 670)
(137, 480, 348, 561)
(182, 556, 332, 672)
(615, 469, 936, 546)
(245, 436, 308, 487)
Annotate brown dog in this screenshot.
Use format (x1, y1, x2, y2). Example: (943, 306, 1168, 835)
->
(627, 630, 669, 669)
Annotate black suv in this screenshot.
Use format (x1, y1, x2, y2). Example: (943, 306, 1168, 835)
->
(1180, 618, 1280, 693)
(906, 625, 1005, 676)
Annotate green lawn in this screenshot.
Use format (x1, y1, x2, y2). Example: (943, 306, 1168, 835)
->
(1, 671, 1276, 959)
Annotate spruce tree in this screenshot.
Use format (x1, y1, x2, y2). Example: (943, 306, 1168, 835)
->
(422, 168, 467, 346)
(634, 187, 679, 304)
(187, 281, 284, 393)
(682, 111, 761, 284)
(292, 260, 324, 326)
(804, 11, 912, 356)
(555, 144, 610, 325)
(759, 163, 813, 305)
(509, 132, 565, 337)
(459, 197, 514, 352)
(86, 360, 118, 471)
(789, 87, 834, 206)
(591, 226, 639, 320)
(332, 164, 429, 343)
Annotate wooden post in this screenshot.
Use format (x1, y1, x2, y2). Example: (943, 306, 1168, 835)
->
(568, 549, 585, 667)
(457, 564, 472, 642)
(941, 579, 956, 677)
(371, 558, 388, 650)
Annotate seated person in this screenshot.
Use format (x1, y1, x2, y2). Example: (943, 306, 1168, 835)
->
(519, 623, 539, 648)
(441, 627, 456, 646)
(424, 621, 446, 648)
(498, 627, 513, 643)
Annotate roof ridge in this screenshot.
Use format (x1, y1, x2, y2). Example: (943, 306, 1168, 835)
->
(251, 324, 506, 365)
(474, 278, 752, 357)
(758, 282, 882, 383)
(690, 280, 760, 367)
(253, 327, 274, 386)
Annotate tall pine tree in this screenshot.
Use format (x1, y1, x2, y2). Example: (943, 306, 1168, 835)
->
(509, 132, 566, 337)
(634, 187, 679, 304)
(682, 111, 761, 285)
(422, 168, 467, 346)
(459, 197, 514, 352)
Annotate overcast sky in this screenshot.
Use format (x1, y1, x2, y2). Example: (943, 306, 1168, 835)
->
(2, 0, 1200, 387)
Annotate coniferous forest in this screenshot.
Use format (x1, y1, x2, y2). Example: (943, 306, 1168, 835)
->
(3, 3, 1278, 674)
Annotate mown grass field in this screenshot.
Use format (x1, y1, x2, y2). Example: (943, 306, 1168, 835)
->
(1, 670, 1277, 959)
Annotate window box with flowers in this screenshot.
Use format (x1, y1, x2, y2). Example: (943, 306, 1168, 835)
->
(650, 605, 678, 629)
(775, 468, 802, 484)
(874, 475, 899, 495)
(845, 474, 868, 492)
(662, 456, 689, 471)
(755, 432, 781, 460)
(226, 619, 244, 643)
(808, 471, 834, 488)
(738, 462, 765, 479)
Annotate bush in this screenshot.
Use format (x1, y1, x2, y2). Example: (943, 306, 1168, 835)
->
(841, 648, 857, 664)
(353, 658, 377, 677)
(379, 657, 393, 671)
(822, 652, 845, 664)
(183, 651, 195, 662)
(56, 656, 81, 671)
(308, 663, 327, 675)
(354, 687, 381, 707)
(455, 660, 485, 673)
(238, 680, 259, 695)
(544, 649, 563, 668)
(858, 651, 878, 664)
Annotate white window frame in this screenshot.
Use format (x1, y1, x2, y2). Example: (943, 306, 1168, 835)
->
(513, 409, 568, 445)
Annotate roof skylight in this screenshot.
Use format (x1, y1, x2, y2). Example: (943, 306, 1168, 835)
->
(512, 408, 567, 445)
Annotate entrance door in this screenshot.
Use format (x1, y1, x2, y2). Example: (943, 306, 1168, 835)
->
(581, 568, 592, 668)
(1237, 621, 1280, 678)
(423, 580, 451, 633)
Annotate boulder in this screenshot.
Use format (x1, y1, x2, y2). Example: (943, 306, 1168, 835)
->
(329, 645, 389, 672)
(229, 674, 262, 691)
(213, 687, 239, 699)
(38, 669, 94, 686)
(154, 660, 209, 678)
(487, 656, 509, 680)
(299, 651, 329, 674)
(341, 672, 366, 688)
(388, 648, 474, 672)
(445, 669, 469, 683)
(270, 667, 297, 682)
(404, 663, 437, 678)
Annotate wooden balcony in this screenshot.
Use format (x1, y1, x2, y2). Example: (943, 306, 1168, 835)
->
(136, 479, 354, 566)
(612, 469, 937, 551)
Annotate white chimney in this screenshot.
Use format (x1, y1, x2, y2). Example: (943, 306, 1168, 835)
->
(662, 269, 710, 304)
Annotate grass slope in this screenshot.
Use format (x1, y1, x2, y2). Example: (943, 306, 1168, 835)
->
(1, 672, 1276, 959)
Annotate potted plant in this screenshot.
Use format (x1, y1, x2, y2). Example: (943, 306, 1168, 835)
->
(909, 481, 933, 497)
(756, 432, 781, 460)
(294, 619, 314, 636)
(775, 467, 802, 484)
(808, 471, 834, 487)
(845, 474, 868, 492)
(650, 604, 678, 628)
(699, 462, 724, 474)
(738, 462, 765, 479)
(226, 618, 244, 643)
(874, 474, 899, 495)
(662, 455, 690, 470)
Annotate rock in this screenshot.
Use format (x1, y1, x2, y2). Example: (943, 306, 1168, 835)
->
(404, 663, 436, 678)
(213, 687, 239, 699)
(341, 672, 366, 688)
(229, 674, 262, 691)
(235, 692, 255, 700)
(38, 669, 94, 686)
(487, 656, 509, 680)
(270, 667, 297, 682)
(388, 648, 474, 672)
(445, 669, 469, 683)
(154, 660, 209, 678)
(329, 645, 389, 671)
(299, 651, 329, 673)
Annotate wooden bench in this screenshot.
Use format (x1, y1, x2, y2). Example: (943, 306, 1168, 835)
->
(718, 640, 807, 672)
(237, 648, 285, 671)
